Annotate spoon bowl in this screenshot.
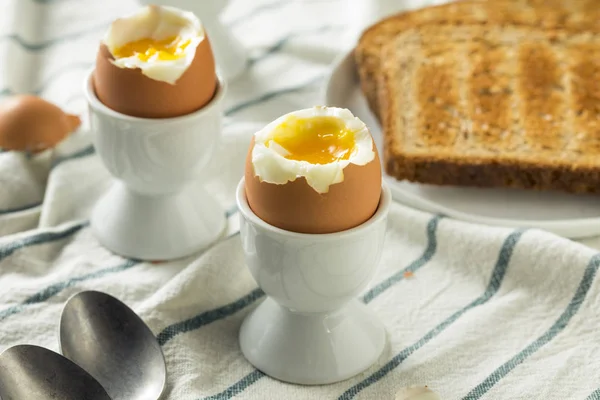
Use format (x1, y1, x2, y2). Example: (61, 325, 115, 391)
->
(59, 290, 166, 400)
(0, 344, 111, 400)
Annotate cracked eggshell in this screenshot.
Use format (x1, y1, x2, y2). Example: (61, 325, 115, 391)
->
(93, 36, 217, 119)
(244, 136, 382, 234)
(0, 95, 81, 153)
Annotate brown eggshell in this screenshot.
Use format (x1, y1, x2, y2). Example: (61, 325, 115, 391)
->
(245, 137, 383, 234)
(93, 35, 217, 118)
(0, 95, 81, 153)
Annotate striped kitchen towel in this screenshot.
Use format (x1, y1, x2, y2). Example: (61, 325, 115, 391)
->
(1, 0, 600, 399)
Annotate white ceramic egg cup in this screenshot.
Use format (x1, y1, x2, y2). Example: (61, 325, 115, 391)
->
(236, 178, 392, 385)
(84, 70, 226, 261)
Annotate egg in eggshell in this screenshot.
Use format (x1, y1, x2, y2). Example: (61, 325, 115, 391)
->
(245, 106, 382, 234)
(93, 5, 217, 119)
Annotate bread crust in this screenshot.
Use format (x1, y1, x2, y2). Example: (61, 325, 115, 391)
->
(358, 0, 600, 193)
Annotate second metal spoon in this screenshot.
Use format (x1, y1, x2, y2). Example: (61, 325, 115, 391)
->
(59, 290, 166, 400)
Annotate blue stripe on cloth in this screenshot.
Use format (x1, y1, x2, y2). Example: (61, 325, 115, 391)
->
(226, 231, 241, 240)
(197, 215, 443, 400)
(0, 201, 42, 215)
(337, 230, 524, 400)
(0, 21, 109, 52)
(0, 221, 88, 263)
(0, 259, 139, 322)
(462, 253, 600, 400)
(225, 205, 238, 219)
(225, 75, 323, 117)
(363, 216, 442, 304)
(204, 370, 266, 400)
(157, 288, 265, 346)
(587, 388, 600, 400)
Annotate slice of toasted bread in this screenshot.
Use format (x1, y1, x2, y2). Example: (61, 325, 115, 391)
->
(357, 0, 600, 193)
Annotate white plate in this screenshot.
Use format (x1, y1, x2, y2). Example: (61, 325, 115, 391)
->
(324, 50, 600, 239)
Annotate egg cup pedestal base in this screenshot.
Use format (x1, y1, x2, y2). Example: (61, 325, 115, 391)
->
(91, 182, 225, 261)
(240, 297, 385, 385)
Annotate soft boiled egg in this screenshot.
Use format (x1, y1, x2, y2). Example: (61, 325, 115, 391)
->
(93, 5, 217, 118)
(245, 106, 382, 234)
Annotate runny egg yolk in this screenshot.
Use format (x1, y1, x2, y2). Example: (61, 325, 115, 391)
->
(113, 36, 191, 62)
(269, 116, 356, 164)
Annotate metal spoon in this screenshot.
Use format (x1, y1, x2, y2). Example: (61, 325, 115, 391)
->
(0, 344, 111, 400)
(59, 291, 166, 400)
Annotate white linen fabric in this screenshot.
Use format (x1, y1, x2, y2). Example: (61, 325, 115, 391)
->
(1, 0, 600, 399)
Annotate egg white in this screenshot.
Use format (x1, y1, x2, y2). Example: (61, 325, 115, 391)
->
(103, 5, 204, 85)
(252, 106, 376, 194)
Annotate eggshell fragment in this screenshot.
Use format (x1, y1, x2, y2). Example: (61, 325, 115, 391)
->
(93, 35, 217, 118)
(0, 95, 81, 153)
(245, 137, 382, 234)
(395, 386, 441, 400)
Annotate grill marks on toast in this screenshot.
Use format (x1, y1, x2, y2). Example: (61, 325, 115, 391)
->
(390, 33, 420, 155)
(518, 41, 566, 152)
(466, 39, 515, 150)
(569, 43, 600, 155)
(415, 43, 462, 150)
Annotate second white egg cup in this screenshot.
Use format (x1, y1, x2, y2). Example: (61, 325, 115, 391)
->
(84, 70, 226, 261)
(236, 178, 391, 385)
